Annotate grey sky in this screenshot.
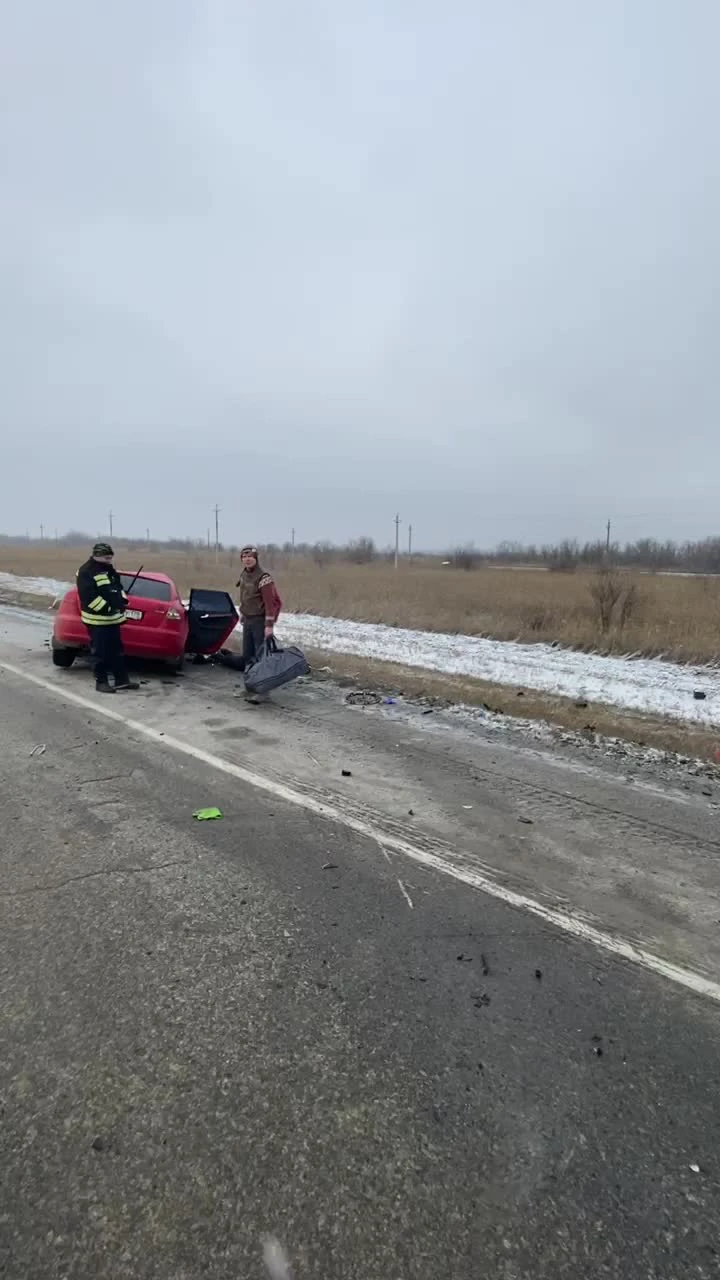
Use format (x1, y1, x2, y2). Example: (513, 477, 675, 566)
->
(2, 0, 718, 549)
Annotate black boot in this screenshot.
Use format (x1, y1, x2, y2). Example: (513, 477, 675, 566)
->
(115, 680, 140, 691)
(96, 680, 116, 695)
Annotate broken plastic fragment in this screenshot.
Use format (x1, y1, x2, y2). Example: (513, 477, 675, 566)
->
(192, 807, 223, 821)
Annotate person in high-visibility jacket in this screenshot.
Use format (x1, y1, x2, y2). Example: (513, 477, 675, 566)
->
(76, 542, 139, 693)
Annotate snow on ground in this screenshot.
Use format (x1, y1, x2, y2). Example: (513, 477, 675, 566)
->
(2, 571, 719, 727)
(0, 571, 72, 601)
(278, 616, 720, 728)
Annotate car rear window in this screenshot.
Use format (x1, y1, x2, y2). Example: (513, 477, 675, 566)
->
(120, 574, 173, 603)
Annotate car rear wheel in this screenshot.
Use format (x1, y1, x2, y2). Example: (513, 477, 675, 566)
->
(52, 647, 77, 668)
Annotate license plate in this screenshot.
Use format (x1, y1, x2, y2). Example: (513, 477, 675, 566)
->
(126, 609, 143, 621)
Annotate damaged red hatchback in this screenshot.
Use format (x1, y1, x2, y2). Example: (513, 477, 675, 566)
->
(51, 571, 238, 672)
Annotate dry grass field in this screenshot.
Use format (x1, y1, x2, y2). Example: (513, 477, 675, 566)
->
(1, 544, 720, 664)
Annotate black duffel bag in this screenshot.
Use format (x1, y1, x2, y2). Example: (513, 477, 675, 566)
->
(244, 635, 310, 696)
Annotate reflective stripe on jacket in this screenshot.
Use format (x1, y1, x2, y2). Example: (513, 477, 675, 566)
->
(76, 558, 128, 627)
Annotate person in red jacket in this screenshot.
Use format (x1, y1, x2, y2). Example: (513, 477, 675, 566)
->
(235, 545, 282, 672)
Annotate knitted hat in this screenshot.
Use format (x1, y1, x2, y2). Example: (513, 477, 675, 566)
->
(240, 545, 259, 557)
(92, 542, 114, 557)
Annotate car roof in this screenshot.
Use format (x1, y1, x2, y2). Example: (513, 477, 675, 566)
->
(118, 569, 176, 585)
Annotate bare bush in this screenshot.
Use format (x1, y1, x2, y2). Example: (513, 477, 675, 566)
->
(344, 537, 376, 564)
(521, 606, 557, 633)
(617, 581, 642, 631)
(546, 539, 580, 572)
(588, 570, 643, 635)
(312, 541, 334, 568)
(452, 546, 480, 571)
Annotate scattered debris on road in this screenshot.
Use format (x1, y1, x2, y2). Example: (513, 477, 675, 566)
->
(341, 768, 352, 777)
(192, 806, 223, 821)
(535, 969, 543, 980)
(321, 862, 338, 870)
(518, 816, 534, 825)
(29, 743, 46, 757)
(345, 689, 383, 706)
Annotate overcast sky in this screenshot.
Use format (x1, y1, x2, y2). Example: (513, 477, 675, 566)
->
(2, 1, 718, 550)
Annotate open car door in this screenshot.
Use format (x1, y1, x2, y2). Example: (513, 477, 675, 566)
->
(185, 589, 239, 655)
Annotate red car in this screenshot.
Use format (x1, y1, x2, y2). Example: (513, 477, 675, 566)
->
(51, 570, 239, 672)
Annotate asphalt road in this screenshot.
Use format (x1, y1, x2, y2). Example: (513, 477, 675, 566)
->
(1, 614, 720, 1277)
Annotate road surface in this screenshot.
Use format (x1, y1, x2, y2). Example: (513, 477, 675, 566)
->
(1, 606, 719, 1278)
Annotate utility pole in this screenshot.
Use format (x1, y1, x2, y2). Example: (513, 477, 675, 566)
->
(213, 504, 220, 562)
(207, 528, 211, 550)
(146, 527, 150, 545)
(394, 513, 401, 569)
(40, 524, 44, 541)
(108, 510, 114, 538)
(54, 529, 58, 545)
(291, 528, 296, 553)
(408, 523, 413, 560)
(605, 519, 611, 557)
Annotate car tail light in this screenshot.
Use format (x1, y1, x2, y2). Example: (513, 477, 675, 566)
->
(166, 607, 183, 621)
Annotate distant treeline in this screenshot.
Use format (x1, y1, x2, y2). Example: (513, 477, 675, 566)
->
(485, 537, 720, 574)
(3, 530, 720, 573)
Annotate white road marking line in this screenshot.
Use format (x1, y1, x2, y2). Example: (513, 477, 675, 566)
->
(375, 837, 393, 864)
(397, 879, 414, 910)
(4, 659, 720, 1006)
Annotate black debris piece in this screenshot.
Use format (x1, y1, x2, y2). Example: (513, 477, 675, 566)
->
(341, 769, 352, 777)
(535, 969, 543, 980)
(322, 862, 339, 871)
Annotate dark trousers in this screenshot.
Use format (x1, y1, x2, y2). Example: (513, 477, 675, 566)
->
(87, 624, 129, 686)
(242, 617, 265, 668)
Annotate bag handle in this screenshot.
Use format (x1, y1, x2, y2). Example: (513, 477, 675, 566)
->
(262, 634, 278, 655)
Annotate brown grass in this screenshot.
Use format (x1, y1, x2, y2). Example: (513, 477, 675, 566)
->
(2, 545, 720, 664)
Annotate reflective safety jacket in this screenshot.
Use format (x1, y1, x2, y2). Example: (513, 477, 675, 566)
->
(76, 558, 128, 627)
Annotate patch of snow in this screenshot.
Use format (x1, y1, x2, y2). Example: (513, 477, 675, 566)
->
(0, 571, 72, 600)
(274, 613, 720, 728)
